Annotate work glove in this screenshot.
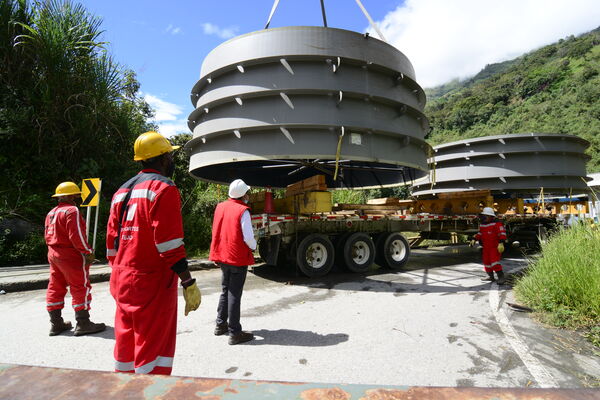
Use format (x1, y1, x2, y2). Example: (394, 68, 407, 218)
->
(497, 243, 505, 254)
(183, 281, 201, 316)
(84, 252, 95, 265)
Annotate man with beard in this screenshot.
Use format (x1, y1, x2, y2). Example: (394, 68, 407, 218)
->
(106, 131, 201, 375)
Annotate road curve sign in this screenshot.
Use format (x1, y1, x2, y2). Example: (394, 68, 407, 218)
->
(81, 178, 101, 207)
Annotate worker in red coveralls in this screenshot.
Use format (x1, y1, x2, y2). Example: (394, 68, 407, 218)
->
(210, 179, 256, 345)
(106, 131, 201, 375)
(473, 207, 507, 284)
(44, 182, 106, 336)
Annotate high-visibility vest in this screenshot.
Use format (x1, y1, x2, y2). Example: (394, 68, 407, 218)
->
(210, 198, 254, 266)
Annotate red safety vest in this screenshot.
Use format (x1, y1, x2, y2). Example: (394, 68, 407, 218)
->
(106, 169, 186, 272)
(209, 198, 254, 266)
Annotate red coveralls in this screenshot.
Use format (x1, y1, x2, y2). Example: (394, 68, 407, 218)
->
(106, 169, 186, 375)
(44, 202, 93, 312)
(474, 221, 507, 272)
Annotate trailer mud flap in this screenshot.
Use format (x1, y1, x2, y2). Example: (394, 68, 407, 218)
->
(258, 235, 281, 266)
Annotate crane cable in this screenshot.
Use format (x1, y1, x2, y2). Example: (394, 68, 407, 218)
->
(320, 0, 328, 27)
(354, 0, 387, 42)
(264, 0, 281, 29)
(265, 0, 385, 40)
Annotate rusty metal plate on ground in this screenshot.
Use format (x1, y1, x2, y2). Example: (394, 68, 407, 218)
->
(1, 364, 597, 399)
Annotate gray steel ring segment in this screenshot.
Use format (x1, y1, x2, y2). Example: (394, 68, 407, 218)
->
(186, 26, 430, 189)
(411, 133, 591, 197)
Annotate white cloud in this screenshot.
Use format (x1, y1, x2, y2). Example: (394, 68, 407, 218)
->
(372, 0, 600, 88)
(144, 94, 190, 137)
(145, 94, 182, 121)
(156, 121, 190, 138)
(165, 24, 182, 35)
(201, 22, 238, 39)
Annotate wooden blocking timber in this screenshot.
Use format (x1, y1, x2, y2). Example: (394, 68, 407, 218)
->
(285, 175, 327, 197)
(248, 191, 266, 203)
(286, 191, 332, 214)
(332, 200, 413, 216)
(437, 190, 491, 199)
(414, 195, 494, 215)
(366, 197, 401, 205)
(251, 191, 331, 214)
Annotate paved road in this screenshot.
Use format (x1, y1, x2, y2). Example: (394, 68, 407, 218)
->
(1, 245, 598, 388)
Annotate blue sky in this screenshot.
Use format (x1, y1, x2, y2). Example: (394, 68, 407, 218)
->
(84, 0, 600, 137)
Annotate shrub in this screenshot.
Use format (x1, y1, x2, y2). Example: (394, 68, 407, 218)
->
(515, 223, 600, 345)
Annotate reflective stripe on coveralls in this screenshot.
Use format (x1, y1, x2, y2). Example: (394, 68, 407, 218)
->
(114, 360, 134, 372)
(135, 356, 174, 374)
(156, 238, 184, 253)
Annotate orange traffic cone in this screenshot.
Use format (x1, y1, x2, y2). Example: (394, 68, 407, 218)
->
(264, 186, 275, 214)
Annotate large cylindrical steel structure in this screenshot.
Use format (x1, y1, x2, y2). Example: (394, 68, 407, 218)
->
(411, 133, 590, 197)
(186, 26, 430, 188)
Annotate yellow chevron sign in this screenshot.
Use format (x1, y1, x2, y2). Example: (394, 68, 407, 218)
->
(81, 178, 101, 207)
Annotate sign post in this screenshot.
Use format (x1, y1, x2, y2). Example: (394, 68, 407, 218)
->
(81, 178, 101, 251)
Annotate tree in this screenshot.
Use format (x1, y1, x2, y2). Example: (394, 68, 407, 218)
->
(0, 0, 153, 264)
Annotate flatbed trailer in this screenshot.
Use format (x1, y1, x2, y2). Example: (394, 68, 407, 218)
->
(251, 211, 573, 277)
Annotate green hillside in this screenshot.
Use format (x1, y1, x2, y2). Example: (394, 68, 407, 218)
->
(424, 27, 600, 173)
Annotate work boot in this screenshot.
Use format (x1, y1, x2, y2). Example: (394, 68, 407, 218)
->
(74, 309, 106, 336)
(214, 322, 228, 336)
(480, 271, 495, 282)
(496, 270, 506, 285)
(48, 309, 72, 336)
(228, 331, 254, 345)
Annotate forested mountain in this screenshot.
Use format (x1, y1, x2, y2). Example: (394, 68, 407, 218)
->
(424, 27, 600, 172)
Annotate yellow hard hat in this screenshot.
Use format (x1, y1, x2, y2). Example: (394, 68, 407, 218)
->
(52, 182, 81, 197)
(133, 131, 180, 161)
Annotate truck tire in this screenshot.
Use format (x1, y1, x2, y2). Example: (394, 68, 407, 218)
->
(334, 233, 352, 269)
(340, 232, 375, 273)
(376, 232, 410, 270)
(295, 233, 335, 277)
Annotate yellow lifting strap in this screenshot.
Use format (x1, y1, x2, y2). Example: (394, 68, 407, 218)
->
(536, 186, 545, 214)
(427, 144, 436, 190)
(569, 187, 573, 213)
(334, 126, 345, 181)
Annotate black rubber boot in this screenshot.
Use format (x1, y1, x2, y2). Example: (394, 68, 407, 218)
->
(49, 309, 72, 336)
(74, 310, 106, 336)
(214, 322, 228, 336)
(496, 270, 506, 285)
(481, 271, 495, 282)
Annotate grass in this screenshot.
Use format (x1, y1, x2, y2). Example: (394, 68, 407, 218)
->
(514, 222, 600, 347)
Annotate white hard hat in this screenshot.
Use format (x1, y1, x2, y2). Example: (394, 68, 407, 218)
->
(481, 207, 496, 217)
(228, 179, 250, 198)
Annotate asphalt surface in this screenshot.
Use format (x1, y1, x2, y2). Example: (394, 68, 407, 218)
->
(0, 245, 599, 388)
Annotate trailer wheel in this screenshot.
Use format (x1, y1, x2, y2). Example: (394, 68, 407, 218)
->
(340, 232, 375, 272)
(296, 234, 335, 277)
(377, 232, 410, 270)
